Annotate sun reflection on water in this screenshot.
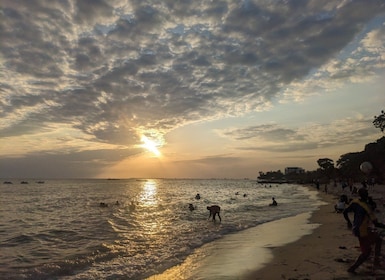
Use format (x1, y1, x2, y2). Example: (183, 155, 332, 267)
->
(139, 180, 158, 207)
(137, 180, 166, 236)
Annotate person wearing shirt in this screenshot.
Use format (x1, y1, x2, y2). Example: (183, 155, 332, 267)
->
(343, 188, 385, 274)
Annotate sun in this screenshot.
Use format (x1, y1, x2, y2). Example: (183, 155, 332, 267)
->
(140, 135, 161, 157)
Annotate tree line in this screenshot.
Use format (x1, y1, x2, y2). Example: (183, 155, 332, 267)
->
(258, 110, 385, 184)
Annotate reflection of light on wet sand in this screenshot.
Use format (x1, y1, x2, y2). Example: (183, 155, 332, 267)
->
(146, 213, 319, 280)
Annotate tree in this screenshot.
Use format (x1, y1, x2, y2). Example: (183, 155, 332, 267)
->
(336, 152, 364, 180)
(257, 170, 284, 180)
(373, 110, 385, 132)
(336, 137, 385, 182)
(317, 158, 334, 170)
(317, 158, 335, 181)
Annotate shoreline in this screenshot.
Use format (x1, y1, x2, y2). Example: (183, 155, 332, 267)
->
(248, 184, 385, 279)
(148, 184, 385, 280)
(247, 188, 353, 279)
(146, 213, 321, 280)
(146, 185, 328, 280)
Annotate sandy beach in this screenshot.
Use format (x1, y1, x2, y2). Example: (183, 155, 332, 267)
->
(148, 184, 385, 280)
(147, 212, 321, 280)
(248, 184, 385, 280)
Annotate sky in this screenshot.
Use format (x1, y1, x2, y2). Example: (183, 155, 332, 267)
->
(1, 0, 385, 179)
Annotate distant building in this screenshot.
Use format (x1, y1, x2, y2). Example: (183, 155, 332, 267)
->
(285, 167, 305, 175)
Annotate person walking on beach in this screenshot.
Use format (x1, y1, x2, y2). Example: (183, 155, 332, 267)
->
(343, 188, 385, 273)
(207, 205, 221, 222)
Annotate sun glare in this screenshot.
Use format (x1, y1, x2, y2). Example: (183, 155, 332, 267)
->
(141, 135, 161, 157)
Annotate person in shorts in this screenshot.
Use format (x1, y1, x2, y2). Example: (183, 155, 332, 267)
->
(343, 188, 385, 273)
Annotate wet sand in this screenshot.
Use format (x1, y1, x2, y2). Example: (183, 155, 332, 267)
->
(147, 213, 320, 280)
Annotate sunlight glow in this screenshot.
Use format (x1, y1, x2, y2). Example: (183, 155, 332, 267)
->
(141, 135, 161, 157)
(139, 180, 158, 207)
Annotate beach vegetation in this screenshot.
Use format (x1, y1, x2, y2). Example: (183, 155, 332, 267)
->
(258, 137, 385, 184)
(336, 152, 363, 179)
(315, 157, 336, 183)
(258, 111, 385, 184)
(257, 170, 285, 183)
(317, 158, 334, 170)
(317, 158, 335, 177)
(336, 137, 385, 183)
(373, 110, 385, 132)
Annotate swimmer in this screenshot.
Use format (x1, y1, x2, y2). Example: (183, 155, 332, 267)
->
(195, 193, 201, 200)
(269, 197, 278, 206)
(207, 205, 221, 222)
(189, 203, 195, 211)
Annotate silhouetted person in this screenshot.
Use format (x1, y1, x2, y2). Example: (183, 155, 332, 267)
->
(207, 205, 221, 221)
(189, 203, 195, 211)
(343, 188, 385, 274)
(315, 180, 320, 190)
(270, 197, 278, 206)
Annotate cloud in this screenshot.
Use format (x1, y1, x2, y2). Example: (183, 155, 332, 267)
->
(218, 116, 379, 153)
(1, 0, 384, 177)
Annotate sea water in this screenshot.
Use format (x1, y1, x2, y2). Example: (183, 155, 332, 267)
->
(0, 179, 321, 279)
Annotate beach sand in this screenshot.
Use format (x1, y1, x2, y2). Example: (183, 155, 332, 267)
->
(148, 184, 385, 280)
(248, 185, 385, 280)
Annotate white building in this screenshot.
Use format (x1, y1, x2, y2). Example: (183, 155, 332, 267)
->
(285, 167, 305, 175)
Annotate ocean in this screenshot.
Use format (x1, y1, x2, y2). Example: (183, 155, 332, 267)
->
(0, 179, 322, 279)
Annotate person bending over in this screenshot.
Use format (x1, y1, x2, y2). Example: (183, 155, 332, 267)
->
(207, 205, 221, 222)
(343, 188, 385, 274)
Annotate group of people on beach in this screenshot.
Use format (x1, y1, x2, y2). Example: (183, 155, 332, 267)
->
(189, 193, 222, 222)
(189, 192, 279, 223)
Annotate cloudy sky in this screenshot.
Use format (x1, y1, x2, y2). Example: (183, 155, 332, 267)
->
(1, 0, 384, 179)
